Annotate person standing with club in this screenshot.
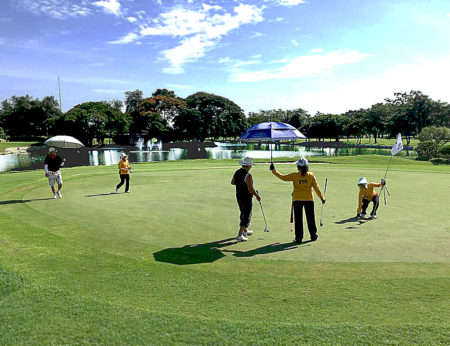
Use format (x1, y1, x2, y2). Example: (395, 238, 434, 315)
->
(356, 177, 385, 219)
(116, 153, 132, 193)
(270, 157, 325, 243)
(231, 157, 261, 242)
(44, 147, 66, 199)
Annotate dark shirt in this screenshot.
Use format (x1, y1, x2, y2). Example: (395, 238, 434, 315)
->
(233, 168, 252, 201)
(45, 155, 63, 172)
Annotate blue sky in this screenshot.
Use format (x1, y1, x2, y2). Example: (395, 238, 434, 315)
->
(1, 0, 449, 114)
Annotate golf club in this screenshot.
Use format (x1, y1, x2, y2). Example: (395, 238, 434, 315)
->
(256, 190, 269, 232)
(320, 178, 328, 227)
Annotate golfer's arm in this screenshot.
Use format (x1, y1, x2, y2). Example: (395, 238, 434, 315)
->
(231, 175, 236, 185)
(245, 174, 257, 196)
(357, 191, 363, 214)
(371, 182, 382, 188)
(44, 164, 48, 174)
(312, 177, 325, 200)
(272, 169, 293, 181)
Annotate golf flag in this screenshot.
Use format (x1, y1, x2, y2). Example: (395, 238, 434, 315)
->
(391, 133, 403, 156)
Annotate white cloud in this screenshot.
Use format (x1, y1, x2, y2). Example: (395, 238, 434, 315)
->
(109, 32, 139, 44)
(93, 88, 122, 94)
(291, 39, 299, 46)
(93, 0, 121, 16)
(310, 48, 323, 53)
(16, 0, 91, 19)
(250, 32, 265, 38)
(230, 49, 371, 82)
(262, 56, 450, 114)
(166, 83, 194, 90)
(139, 3, 263, 73)
(276, 0, 306, 6)
(127, 16, 137, 23)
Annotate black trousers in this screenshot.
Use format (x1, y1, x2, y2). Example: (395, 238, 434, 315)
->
(116, 174, 130, 192)
(237, 197, 252, 228)
(361, 195, 379, 215)
(293, 200, 317, 241)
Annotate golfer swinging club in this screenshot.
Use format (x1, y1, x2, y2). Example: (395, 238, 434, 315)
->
(270, 157, 325, 243)
(44, 147, 66, 199)
(231, 157, 261, 242)
(356, 177, 386, 219)
(116, 153, 132, 193)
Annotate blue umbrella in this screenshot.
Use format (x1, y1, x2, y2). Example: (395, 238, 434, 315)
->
(240, 122, 307, 162)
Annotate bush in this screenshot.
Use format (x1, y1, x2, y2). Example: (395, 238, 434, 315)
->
(430, 157, 450, 165)
(439, 144, 450, 157)
(416, 126, 450, 160)
(0, 127, 8, 141)
(416, 141, 439, 160)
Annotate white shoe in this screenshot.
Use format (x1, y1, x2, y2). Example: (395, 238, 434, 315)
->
(236, 235, 248, 242)
(243, 230, 253, 236)
(360, 213, 366, 218)
(53, 194, 57, 199)
(57, 191, 62, 198)
(371, 214, 377, 219)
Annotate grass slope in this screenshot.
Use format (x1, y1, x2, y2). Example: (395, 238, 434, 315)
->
(0, 156, 449, 344)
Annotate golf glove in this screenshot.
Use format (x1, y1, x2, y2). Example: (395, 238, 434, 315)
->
(381, 178, 386, 185)
(269, 163, 275, 171)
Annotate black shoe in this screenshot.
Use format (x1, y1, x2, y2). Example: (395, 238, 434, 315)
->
(311, 234, 318, 242)
(293, 238, 302, 243)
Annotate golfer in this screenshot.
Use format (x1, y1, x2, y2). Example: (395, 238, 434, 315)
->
(231, 157, 261, 242)
(270, 158, 325, 243)
(44, 147, 66, 199)
(356, 177, 385, 219)
(116, 153, 132, 193)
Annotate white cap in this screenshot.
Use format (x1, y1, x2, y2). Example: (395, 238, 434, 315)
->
(357, 177, 368, 186)
(48, 147, 56, 153)
(239, 157, 253, 166)
(120, 153, 128, 159)
(296, 157, 308, 167)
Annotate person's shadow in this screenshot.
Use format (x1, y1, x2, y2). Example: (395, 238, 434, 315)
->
(335, 216, 370, 229)
(223, 241, 306, 258)
(153, 238, 237, 265)
(0, 198, 54, 205)
(85, 192, 117, 197)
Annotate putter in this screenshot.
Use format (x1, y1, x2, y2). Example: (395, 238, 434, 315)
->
(319, 178, 328, 227)
(256, 190, 269, 232)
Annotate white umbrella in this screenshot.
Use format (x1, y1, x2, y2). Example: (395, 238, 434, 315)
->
(44, 135, 84, 149)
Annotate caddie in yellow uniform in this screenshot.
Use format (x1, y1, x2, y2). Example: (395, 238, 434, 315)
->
(115, 153, 132, 193)
(356, 177, 385, 219)
(270, 157, 325, 243)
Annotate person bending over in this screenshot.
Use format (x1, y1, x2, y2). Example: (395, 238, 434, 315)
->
(356, 177, 385, 219)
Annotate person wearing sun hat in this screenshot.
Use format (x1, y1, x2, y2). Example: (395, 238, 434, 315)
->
(44, 147, 66, 199)
(115, 153, 132, 193)
(356, 177, 385, 219)
(270, 157, 325, 243)
(231, 157, 261, 242)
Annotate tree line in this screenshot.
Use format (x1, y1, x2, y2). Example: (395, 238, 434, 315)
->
(0, 89, 449, 148)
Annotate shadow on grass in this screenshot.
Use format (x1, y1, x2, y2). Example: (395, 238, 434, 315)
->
(153, 238, 237, 265)
(85, 192, 117, 197)
(223, 241, 303, 258)
(335, 216, 371, 229)
(0, 198, 54, 205)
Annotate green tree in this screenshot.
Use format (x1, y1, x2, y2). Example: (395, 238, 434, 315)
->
(60, 102, 122, 146)
(306, 113, 343, 141)
(365, 103, 390, 143)
(124, 90, 143, 114)
(182, 92, 247, 140)
(416, 126, 450, 160)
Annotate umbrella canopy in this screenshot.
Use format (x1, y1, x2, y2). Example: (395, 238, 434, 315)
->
(44, 135, 84, 149)
(239, 122, 306, 142)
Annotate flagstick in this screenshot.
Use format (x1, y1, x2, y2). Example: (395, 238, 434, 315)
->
(380, 154, 393, 205)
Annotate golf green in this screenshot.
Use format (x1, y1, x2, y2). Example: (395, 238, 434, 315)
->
(1, 157, 449, 344)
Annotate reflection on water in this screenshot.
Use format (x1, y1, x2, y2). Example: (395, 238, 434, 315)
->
(0, 143, 416, 172)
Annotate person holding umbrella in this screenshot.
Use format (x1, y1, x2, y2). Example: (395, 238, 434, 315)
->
(270, 158, 325, 243)
(44, 147, 66, 199)
(356, 177, 385, 219)
(231, 157, 261, 242)
(116, 153, 132, 193)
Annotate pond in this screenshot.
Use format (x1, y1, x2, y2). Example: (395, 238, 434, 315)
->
(0, 142, 416, 173)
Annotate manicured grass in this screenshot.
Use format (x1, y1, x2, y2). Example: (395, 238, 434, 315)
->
(0, 141, 38, 153)
(0, 156, 449, 344)
(305, 137, 420, 147)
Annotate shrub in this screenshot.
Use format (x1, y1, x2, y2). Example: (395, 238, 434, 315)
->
(416, 126, 450, 160)
(439, 144, 450, 157)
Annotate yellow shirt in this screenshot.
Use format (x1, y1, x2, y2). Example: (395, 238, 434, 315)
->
(357, 182, 382, 214)
(118, 159, 130, 175)
(272, 170, 325, 201)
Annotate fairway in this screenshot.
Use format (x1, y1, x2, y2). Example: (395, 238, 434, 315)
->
(1, 157, 449, 344)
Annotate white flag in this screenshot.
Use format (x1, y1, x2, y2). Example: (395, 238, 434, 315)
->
(391, 133, 403, 155)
